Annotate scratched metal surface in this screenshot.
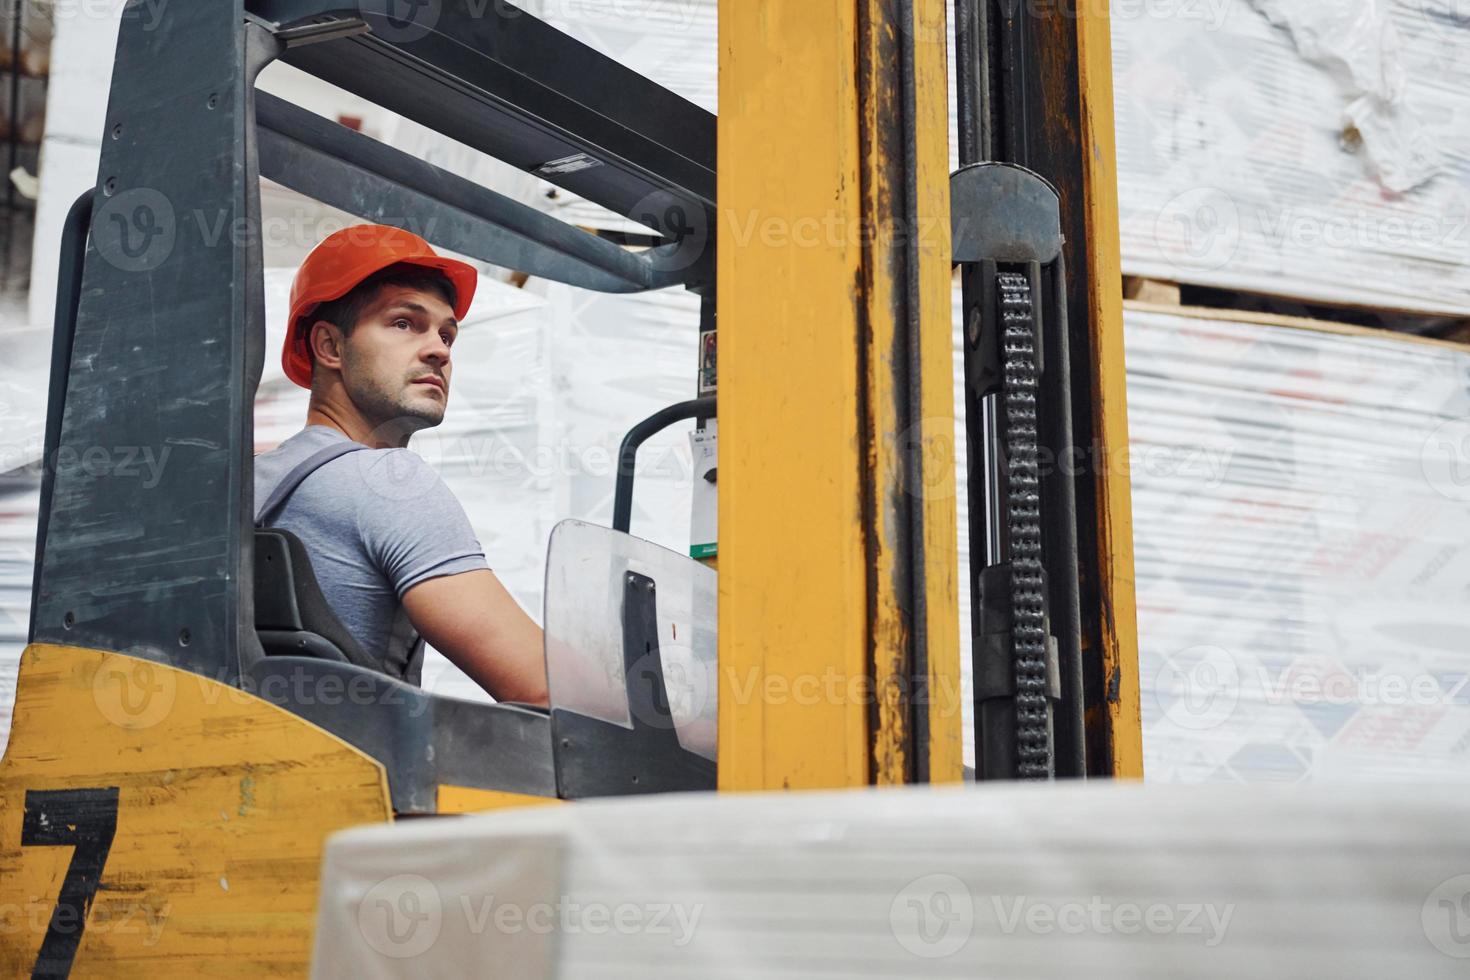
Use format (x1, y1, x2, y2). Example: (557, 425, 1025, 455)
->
(29, 2, 260, 682)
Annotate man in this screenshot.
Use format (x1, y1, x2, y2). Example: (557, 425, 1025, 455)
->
(254, 224, 548, 706)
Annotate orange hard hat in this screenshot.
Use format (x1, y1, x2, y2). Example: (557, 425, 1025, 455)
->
(283, 224, 479, 388)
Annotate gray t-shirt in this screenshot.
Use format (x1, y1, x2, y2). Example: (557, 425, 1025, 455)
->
(253, 425, 488, 683)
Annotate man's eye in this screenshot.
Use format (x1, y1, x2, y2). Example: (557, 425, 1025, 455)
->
(394, 319, 412, 330)
(441, 332, 455, 347)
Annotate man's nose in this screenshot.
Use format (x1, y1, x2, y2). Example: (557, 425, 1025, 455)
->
(422, 335, 451, 365)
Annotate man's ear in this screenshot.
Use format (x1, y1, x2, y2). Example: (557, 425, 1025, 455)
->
(308, 320, 346, 373)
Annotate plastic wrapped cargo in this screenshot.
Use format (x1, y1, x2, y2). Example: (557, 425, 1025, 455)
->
(1112, 0, 1470, 315)
(310, 782, 1470, 978)
(1124, 304, 1470, 781)
(942, 290, 1470, 781)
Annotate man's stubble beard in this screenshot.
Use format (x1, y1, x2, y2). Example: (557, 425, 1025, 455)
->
(344, 356, 446, 445)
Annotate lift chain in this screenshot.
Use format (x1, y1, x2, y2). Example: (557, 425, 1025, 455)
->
(998, 270, 1052, 779)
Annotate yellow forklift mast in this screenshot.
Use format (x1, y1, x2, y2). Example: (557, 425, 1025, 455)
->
(0, 0, 1139, 974)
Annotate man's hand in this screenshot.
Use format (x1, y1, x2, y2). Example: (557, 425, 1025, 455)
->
(402, 570, 549, 707)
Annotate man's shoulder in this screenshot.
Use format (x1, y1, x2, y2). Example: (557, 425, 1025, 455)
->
(326, 442, 457, 512)
(257, 425, 349, 465)
(257, 426, 457, 509)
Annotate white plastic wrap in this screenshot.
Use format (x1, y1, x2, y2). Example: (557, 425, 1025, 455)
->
(0, 474, 39, 755)
(1243, 0, 1439, 192)
(311, 782, 1470, 978)
(1113, 0, 1470, 314)
(1126, 305, 1470, 782)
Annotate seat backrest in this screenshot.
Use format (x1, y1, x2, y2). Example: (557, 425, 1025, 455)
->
(253, 528, 373, 668)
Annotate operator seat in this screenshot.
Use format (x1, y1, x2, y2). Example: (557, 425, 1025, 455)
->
(253, 527, 363, 665)
(248, 527, 557, 813)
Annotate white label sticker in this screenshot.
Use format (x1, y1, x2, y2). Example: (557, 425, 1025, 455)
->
(535, 153, 605, 176)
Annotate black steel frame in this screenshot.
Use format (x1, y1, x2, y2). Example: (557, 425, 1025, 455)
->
(29, 1, 719, 805)
(953, 0, 1088, 781)
(612, 396, 716, 535)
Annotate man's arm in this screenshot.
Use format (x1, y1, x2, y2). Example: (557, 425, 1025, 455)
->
(402, 570, 549, 707)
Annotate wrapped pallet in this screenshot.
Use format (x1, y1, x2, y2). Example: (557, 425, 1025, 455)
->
(1112, 0, 1470, 314)
(1124, 303, 1470, 781)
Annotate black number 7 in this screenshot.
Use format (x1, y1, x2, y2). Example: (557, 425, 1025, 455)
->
(21, 788, 120, 980)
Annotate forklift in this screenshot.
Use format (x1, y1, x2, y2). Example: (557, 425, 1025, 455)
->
(0, 0, 1139, 974)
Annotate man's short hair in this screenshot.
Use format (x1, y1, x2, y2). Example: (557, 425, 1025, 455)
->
(306, 262, 458, 368)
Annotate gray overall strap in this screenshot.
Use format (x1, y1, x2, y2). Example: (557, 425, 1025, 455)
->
(254, 442, 371, 528)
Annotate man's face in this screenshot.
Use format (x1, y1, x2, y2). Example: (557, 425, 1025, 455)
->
(337, 284, 459, 435)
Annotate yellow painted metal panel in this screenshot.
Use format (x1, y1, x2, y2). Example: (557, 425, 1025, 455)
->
(718, 0, 961, 789)
(1076, 3, 1144, 778)
(0, 645, 391, 976)
(717, 0, 870, 791)
(912, 0, 965, 785)
(860, 0, 963, 786)
(436, 785, 560, 814)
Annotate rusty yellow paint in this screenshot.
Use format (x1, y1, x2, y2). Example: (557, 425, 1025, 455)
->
(436, 785, 561, 814)
(1076, 3, 1144, 778)
(858, 0, 909, 787)
(718, 0, 960, 790)
(859, 0, 962, 786)
(0, 645, 391, 976)
(912, 0, 965, 786)
(718, 0, 869, 790)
